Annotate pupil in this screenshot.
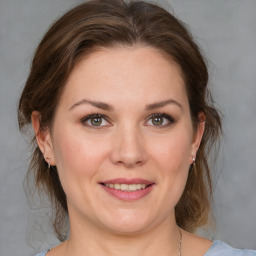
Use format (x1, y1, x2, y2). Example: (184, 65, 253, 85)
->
(91, 117, 102, 126)
(153, 116, 163, 125)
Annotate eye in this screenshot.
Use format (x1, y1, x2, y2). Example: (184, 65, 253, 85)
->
(81, 114, 110, 127)
(145, 113, 175, 127)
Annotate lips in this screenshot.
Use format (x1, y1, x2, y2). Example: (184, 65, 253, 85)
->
(101, 178, 153, 185)
(105, 183, 147, 191)
(99, 178, 155, 201)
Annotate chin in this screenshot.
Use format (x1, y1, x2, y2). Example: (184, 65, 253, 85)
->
(97, 209, 157, 235)
(104, 222, 150, 235)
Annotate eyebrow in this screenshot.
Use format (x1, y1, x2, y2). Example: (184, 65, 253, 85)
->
(69, 98, 183, 111)
(145, 99, 183, 111)
(69, 99, 114, 111)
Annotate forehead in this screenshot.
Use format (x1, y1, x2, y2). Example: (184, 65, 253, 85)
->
(60, 46, 188, 110)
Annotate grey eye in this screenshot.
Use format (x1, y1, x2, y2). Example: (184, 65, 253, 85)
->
(81, 114, 110, 127)
(152, 116, 164, 126)
(146, 113, 175, 127)
(90, 117, 103, 126)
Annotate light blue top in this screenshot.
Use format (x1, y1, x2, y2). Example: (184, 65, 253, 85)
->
(204, 240, 256, 255)
(35, 240, 256, 256)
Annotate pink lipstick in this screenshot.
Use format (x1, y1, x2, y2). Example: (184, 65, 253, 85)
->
(99, 178, 155, 201)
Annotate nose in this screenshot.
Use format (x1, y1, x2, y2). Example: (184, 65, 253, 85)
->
(109, 125, 147, 168)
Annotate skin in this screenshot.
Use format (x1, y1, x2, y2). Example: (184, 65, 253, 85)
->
(32, 46, 211, 256)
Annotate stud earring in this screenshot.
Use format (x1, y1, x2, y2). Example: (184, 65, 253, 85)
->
(192, 154, 196, 166)
(45, 158, 51, 169)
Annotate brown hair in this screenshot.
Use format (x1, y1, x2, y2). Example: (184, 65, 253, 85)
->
(18, 0, 221, 241)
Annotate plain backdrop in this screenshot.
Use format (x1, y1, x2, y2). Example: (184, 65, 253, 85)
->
(0, 0, 256, 255)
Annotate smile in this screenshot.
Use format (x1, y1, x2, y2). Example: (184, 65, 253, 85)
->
(100, 179, 155, 201)
(104, 183, 147, 191)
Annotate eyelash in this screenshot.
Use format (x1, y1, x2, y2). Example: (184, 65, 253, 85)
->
(147, 113, 175, 128)
(80, 113, 110, 128)
(80, 113, 175, 128)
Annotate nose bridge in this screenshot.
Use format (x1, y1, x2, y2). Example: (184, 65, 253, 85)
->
(110, 122, 147, 167)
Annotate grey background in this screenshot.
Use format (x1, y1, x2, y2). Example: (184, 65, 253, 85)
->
(0, 0, 256, 255)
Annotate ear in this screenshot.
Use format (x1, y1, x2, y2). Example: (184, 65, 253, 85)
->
(31, 111, 56, 166)
(190, 112, 205, 164)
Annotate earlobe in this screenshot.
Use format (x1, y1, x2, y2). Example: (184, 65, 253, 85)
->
(31, 111, 56, 166)
(191, 113, 206, 155)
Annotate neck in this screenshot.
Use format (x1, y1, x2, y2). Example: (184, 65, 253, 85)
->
(64, 211, 181, 256)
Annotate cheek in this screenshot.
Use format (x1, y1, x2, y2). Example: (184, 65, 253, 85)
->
(149, 131, 192, 174)
(52, 128, 109, 182)
(149, 129, 192, 198)
(146, 131, 192, 212)
(51, 129, 112, 212)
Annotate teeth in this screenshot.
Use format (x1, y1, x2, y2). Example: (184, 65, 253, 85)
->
(129, 184, 136, 191)
(136, 184, 142, 190)
(105, 184, 148, 191)
(114, 184, 120, 189)
(120, 184, 128, 190)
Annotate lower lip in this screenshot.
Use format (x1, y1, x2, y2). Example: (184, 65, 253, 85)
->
(101, 185, 154, 201)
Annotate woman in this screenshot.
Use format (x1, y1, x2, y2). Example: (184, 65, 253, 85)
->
(18, 0, 255, 255)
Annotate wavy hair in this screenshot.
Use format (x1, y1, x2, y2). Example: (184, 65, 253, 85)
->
(18, 0, 222, 241)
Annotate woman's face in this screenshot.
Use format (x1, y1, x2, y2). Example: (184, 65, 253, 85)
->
(36, 46, 204, 234)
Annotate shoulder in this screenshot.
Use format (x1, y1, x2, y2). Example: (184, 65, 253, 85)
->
(205, 240, 256, 256)
(35, 250, 50, 256)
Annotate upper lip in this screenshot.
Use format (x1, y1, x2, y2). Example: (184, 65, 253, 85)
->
(100, 178, 154, 185)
